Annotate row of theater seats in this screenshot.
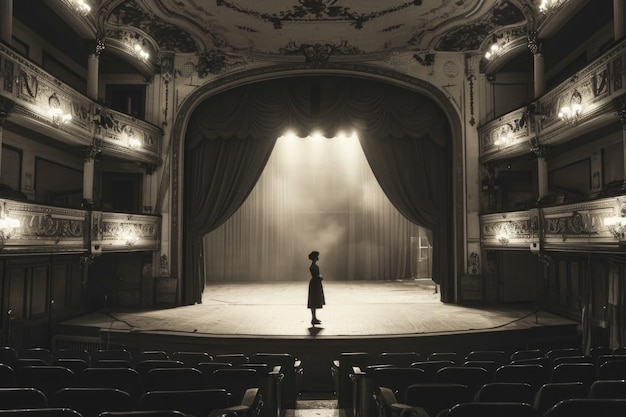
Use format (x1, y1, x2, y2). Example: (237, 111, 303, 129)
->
(0, 346, 304, 417)
(332, 346, 626, 417)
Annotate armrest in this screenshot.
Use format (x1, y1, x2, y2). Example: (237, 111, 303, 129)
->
(222, 388, 263, 417)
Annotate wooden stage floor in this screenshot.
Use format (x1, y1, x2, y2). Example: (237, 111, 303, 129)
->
(55, 279, 579, 392)
(58, 279, 576, 339)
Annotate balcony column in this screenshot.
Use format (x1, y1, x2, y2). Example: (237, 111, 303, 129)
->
(82, 144, 101, 208)
(528, 31, 545, 98)
(87, 37, 105, 100)
(615, 0, 626, 41)
(0, 97, 14, 182)
(531, 142, 550, 202)
(0, 0, 12, 45)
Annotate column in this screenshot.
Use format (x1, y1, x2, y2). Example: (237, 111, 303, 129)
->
(531, 142, 550, 201)
(615, 0, 626, 41)
(142, 164, 156, 213)
(0, 97, 15, 182)
(86, 38, 105, 101)
(0, 0, 12, 45)
(528, 31, 545, 98)
(82, 144, 101, 208)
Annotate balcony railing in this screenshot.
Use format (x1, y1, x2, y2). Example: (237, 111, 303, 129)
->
(0, 198, 160, 255)
(0, 43, 162, 165)
(481, 196, 626, 253)
(479, 39, 626, 162)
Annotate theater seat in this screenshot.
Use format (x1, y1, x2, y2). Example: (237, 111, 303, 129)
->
(543, 398, 626, 417)
(441, 402, 537, 417)
(331, 352, 371, 408)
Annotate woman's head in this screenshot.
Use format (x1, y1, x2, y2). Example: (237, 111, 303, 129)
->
(308, 251, 319, 261)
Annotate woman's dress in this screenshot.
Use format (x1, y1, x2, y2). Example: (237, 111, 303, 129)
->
(307, 262, 325, 308)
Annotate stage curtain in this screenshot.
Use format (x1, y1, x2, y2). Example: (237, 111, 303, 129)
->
(202, 135, 427, 283)
(184, 77, 452, 304)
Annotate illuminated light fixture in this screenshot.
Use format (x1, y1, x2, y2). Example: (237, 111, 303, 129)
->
(48, 93, 72, 126)
(539, 0, 567, 13)
(484, 42, 500, 60)
(124, 128, 141, 148)
(118, 225, 139, 247)
(69, 0, 91, 15)
(493, 123, 514, 147)
(605, 202, 626, 240)
(133, 44, 150, 61)
(495, 222, 511, 245)
(0, 202, 20, 248)
(48, 107, 72, 126)
(558, 90, 582, 124)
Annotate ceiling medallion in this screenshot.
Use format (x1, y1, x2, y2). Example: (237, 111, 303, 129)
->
(217, 0, 424, 29)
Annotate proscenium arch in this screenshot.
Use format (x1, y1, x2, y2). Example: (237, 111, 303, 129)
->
(169, 65, 464, 306)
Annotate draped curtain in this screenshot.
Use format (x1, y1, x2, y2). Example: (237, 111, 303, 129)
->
(202, 135, 428, 283)
(184, 77, 452, 304)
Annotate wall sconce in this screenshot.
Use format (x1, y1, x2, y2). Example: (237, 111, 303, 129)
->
(133, 43, 150, 62)
(558, 90, 582, 124)
(484, 35, 503, 61)
(69, 0, 91, 15)
(117, 225, 139, 247)
(539, 0, 567, 13)
(495, 223, 511, 245)
(48, 93, 72, 126)
(493, 123, 514, 147)
(0, 203, 20, 246)
(604, 202, 626, 239)
(124, 127, 141, 149)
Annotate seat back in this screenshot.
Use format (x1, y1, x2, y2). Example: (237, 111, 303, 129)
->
(134, 360, 184, 385)
(52, 349, 90, 364)
(333, 352, 371, 408)
(144, 367, 204, 391)
(464, 350, 507, 366)
(170, 351, 212, 367)
(0, 347, 18, 366)
(0, 364, 16, 387)
(0, 387, 48, 409)
(588, 379, 626, 399)
(509, 349, 544, 362)
(196, 362, 233, 388)
(435, 366, 491, 397)
(533, 382, 586, 416)
(410, 361, 454, 382)
(597, 359, 626, 380)
(90, 350, 132, 367)
(0, 408, 83, 417)
(543, 398, 626, 417)
(51, 387, 133, 417)
(213, 354, 249, 367)
(377, 352, 421, 367)
(78, 367, 144, 403)
(426, 352, 458, 364)
(16, 365, 76, 398)
(445, 402, 537, 417)
(19, 348, 52, 365)
(404, 383, 471, 417)
(133, 351, 169, 364)
(549, 362, 595, 390)
(493, 364, 547, 391)
(373, 367, 426, 399)
(139, 389, 230, 417)
(473, 382, 534, 404)
(251, 353, 301, 407)
(211, 368, 259, 404)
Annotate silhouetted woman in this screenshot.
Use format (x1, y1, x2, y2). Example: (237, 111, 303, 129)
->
(307, 251, 325, 325)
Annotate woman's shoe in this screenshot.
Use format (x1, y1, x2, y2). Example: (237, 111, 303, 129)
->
(311, 318, 321, 325)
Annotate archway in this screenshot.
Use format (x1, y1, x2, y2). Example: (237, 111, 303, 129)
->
(181, 75, 455, 303)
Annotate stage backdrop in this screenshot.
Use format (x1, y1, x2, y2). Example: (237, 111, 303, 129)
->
(202, 134, 431, 282)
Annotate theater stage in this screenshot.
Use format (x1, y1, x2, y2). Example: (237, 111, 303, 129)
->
(54, 279, 579, 391)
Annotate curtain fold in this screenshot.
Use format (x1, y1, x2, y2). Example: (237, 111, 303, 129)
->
(183, 77, 452, 305)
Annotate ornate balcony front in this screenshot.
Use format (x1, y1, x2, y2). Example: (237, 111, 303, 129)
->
(481, 197, 626, 253)
(0, 43, 162, 166)
(0, 198, 160, 256)
(479, 39, 626, 163)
